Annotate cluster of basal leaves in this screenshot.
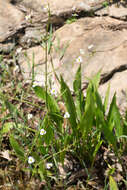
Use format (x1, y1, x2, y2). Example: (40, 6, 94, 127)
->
(1, 53, 127, 189)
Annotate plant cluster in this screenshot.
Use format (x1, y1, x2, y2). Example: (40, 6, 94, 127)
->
(0, 7, 127, 189)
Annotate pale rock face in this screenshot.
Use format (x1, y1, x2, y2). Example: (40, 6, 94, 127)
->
(96, 4, 127, 19)
(19, 0, 105, 14)
(0, 0, 24, 42)
(99, 70, 127, 114)
(19, 0, 127, 21)
(1, 0, 127, 112)
(18, 16, 127, 112)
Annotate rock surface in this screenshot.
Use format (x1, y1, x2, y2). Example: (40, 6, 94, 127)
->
(0, 0, 24, 42)
(1, 0, 127, 111)
(19, 0, 105, 13)
(96, 2, 127, 20)
(99, 70, 127, 113)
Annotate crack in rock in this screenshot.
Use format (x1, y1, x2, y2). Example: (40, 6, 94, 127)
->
(81, 64, 127, 91)
(100, 64, 127, 84)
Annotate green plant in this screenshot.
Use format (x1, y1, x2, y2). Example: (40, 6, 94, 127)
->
(1, 6, 127, 189)
(102, 1, 109, 7)
(66, 14, 78, 24)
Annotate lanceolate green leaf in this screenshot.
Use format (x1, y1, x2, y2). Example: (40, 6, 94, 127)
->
(95, 90, 104, 113)
(40, 115, 54, 145)
(96, 108, 117, 150)
(1, 122, 14, 134)
(60, 76, 77, 135)
(79, 73, 101, 142)
(34, 86, 62, 126)
(4, 99, 17, 117)
(92, 139, 103, 167)
(92, 71, 104, 113)
(79, 82, 95, 141)
(73, 65, 84, 120)
(89, 76, 117, 150)
(91, 71, 101, 89)
(107, 94, 123, 138)
(104, 84, 110, 113)
(95, 94, 117, 150)
(33, 86, 60, 113)
(10, 135, 25, 161)
(109, 176, 118, 190)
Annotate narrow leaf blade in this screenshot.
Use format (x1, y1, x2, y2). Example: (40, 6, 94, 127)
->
(60, 76, 77, 134)
(10, 135, 25, 161)
(109, 176, 118, 190)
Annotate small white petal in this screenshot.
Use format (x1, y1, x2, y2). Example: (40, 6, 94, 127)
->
(88, 44, 94, 50)
(13, 65, 20, 73)
(46, 163, 53, 169)
(43, 5, 48, 12)
(40, 129, 46, 136)
(80, 49, 85, 55)
(64, 112, 70, 119)
(50, 88, 57, 96)
(32, 81, 44, 87)
(72, 6, 76, 11)
(76, 56, 83, 63)
(83, 91, 87, 97)
(25, 14, 32, 21)
(27, 114, 33, 120)
(28, 156, 35, 164)
(16, 47, 22, 54)
(32, 82, 38, 88)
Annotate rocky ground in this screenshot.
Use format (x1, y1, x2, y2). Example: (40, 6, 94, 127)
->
(1, 0, 127, 189)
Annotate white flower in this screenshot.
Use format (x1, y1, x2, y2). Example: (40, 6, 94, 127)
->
(40, 129, 46, 136)
(88, 44, 94, 50)
(80, 49, 85, 55)
(64, 112, 70, 119)
(16, 47, 22, 54)
(27, 113, 33, 120)
(72, 6, 76, 11)
(32, 81, 43, 88)
(46, 163, 53, 169)
(76, 56, 83, 63)
(28, 156, 35, 164)
(13, 65, 20, 73)
(84, 91, 86, 97)
(25, 14, 32, 21)
(32, 81, 39, 88)
(50, 88, 57, 97)
(43, 5, 48, 12)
